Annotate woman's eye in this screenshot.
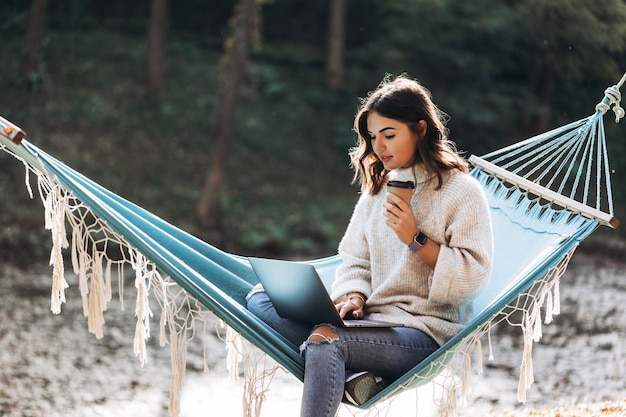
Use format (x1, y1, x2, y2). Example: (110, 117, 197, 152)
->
(385, 135, 395, 140)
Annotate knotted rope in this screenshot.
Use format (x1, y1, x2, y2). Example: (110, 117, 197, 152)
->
(595, 72, 626, 122)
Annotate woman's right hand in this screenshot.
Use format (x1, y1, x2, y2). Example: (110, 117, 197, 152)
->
(335, 292, 366, 319)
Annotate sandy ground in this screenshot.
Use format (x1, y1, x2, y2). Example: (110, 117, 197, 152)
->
(1, 251, 625, 417)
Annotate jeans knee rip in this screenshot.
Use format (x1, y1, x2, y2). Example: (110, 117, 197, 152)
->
(299, 324, 339, 354)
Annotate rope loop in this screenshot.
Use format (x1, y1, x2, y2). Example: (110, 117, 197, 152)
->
(595, 84, 625, 123)
(613, 103, 625, 123)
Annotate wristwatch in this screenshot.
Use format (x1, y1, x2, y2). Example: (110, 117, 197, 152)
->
(408, 231, 428, 252)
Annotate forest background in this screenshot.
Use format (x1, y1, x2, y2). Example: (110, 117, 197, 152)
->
(2, 0, 626, 267)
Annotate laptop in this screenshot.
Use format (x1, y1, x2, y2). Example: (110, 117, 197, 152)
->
(248, 257, 403, 328)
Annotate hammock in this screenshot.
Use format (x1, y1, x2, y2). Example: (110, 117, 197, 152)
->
(0, 76, 622, 417)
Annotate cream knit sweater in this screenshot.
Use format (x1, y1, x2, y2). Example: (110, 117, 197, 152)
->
(331, 165, 493, 346)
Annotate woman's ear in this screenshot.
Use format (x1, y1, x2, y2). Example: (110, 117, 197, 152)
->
(417, 120, 427, 138)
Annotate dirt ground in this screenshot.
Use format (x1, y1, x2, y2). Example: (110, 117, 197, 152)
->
(0, 251, 624, 417)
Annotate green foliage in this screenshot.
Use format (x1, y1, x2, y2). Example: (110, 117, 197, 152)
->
(2, 0, 626, 264)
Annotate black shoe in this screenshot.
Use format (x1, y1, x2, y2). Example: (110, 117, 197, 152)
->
(344, 372, 388, 406)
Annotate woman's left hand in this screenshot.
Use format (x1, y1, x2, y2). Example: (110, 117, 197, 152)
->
(384, 193, 418, 245)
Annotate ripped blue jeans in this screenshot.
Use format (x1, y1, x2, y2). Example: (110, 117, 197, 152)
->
(246, 291, 439, 417)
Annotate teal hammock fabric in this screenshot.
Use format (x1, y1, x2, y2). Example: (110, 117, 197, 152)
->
(0, 76, 621, 415)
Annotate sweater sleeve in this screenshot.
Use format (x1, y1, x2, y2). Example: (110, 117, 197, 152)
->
(331, 194, 373, 300)
(428, 175, 493, 306)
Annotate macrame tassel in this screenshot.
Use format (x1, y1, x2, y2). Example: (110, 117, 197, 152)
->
(517, 313, 535, 403)
(45, 189, 69, 314)
(75, 229, 91, 318)
(167, 315, 187, 417)
(439, 377, 459, 417)
(104, 259, 113, 307)
(23, 160, 35, 199)
(117, 262, 125, 309)
(542, 272, 561, 325)
(544, 288, 554, 324)
(474, 337, 484, 375)
(459, 351, 472, 403)
(132, 251, 154, 366)
(70, 223, 81, 278)
(87, 250, 107, 339)
(159, 283, 170, 348)
(531, 303, 543, 342)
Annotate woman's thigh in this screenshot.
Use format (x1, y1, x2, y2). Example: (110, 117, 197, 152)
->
(333, 326, 439, 380)
(246, 291, 313, 347)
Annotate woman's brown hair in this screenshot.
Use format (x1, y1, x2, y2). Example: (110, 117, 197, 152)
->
(350, 75, 468, 194)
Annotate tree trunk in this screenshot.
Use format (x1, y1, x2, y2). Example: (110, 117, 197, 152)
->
(195, 0, 259, 226)
(146, 0, 168, 93)
(195, 71, 241, 225)
(20, 0, 48, 89)
(326, 0, 346, 89)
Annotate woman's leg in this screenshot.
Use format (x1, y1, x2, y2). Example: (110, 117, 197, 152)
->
(300, 325, 439, 417)
(248, 291, 439, 417)
(246, 290, 313, 348)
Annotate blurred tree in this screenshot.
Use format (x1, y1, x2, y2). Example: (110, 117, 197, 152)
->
(169, 0, 233, 39)
(326, 0, 347, 89)
(514, 0, 626, 131)
(367, 0, 626, 152)
(146, 0, 168, 93)
(19, 0, 47, 90)
(195, 0, 262, 226)
(371, 0, 525, 152)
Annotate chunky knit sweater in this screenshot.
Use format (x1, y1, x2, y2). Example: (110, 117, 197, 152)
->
(331, 165, 493, 346)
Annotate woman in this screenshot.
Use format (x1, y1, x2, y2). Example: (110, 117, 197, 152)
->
(247, 74, 493, 416)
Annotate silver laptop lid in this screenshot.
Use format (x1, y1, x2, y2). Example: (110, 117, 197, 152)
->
(248, 257, 345, 326)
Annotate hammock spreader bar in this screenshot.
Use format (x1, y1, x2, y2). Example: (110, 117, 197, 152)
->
(0, 115, 26, 144)
(469, 156, 619, 229)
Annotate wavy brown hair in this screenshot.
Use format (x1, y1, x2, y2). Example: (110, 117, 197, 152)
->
(350, 75, 468, 194)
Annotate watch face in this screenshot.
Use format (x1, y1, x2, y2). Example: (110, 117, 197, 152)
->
(409, 232, 428, 252)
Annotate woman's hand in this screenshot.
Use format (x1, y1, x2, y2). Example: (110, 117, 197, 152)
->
(384, 192, 440, 269)
(335, 293, 366, 319)
(384, 193, 418, 245)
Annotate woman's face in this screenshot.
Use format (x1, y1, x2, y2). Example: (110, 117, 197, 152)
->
(367, 111, 423, 170)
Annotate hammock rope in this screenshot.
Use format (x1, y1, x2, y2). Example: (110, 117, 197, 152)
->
(475, 75, 624, 224)
(0, 74, 622, 417)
